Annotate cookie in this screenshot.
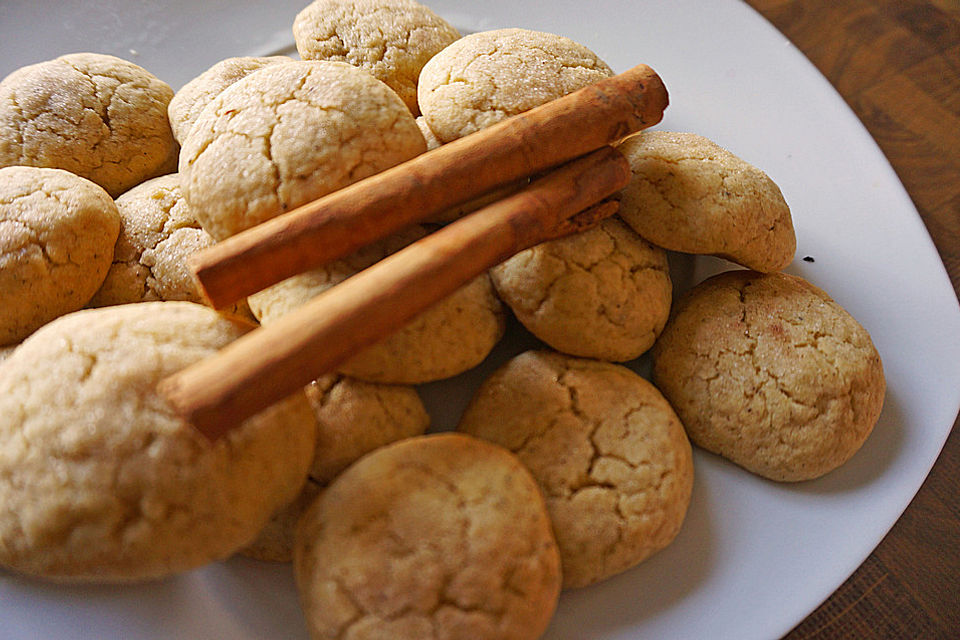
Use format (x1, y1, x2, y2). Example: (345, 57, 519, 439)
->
(418, 28, 613, 143)
(617, 131, 796, 272)
(0, 302, 317, 581)
(652, 270, 885, 482)
(293, 0, 460, 115)
(0, 53, 178, 197)
(458, 350, 694, 588)
(490, 217, 672, 362)
(294, 433, 562, 640)
(179, 59, 425, 240)
(241, 480, 323, 564)
(249, 225, 505, 384)
(167, 55, 291, 144)
(0, 166, 119, 345)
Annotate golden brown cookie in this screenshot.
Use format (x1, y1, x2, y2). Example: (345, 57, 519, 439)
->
(179, 59, 425, 240)
(617, 131, 796, 272)
(167, 55, 291, 144)
(0, 302, 316, 581)
(241, 480, 323, 564)
(652, 270, 885, 481)
(418, 28, 613, 143)
(249, 225, 505, 384)
(0, 53, 178, 197)
(294, 433, 562, 640)
(490, 217, 672, 362)
(0, 166, 119, 345)
(458, 350, 694, 588)
(293, 0, 460, 114)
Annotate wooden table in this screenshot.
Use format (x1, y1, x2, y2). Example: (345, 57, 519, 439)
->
(742, 1, 960, 637)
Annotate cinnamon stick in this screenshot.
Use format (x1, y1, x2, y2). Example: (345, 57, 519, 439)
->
(190, 63, 668, 309)
(160, 146, 630, 440)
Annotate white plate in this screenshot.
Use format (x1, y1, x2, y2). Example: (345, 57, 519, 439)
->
(2, 1, 959, 639)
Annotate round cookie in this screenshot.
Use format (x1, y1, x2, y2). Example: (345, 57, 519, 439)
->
(0, 52, 178, 197)
(179, 59, 426, 240)
(294, 433, 562, 640)
(0, 302, 317, 581)
(168, 55, 291, 144)
(418, 28, 613, 143)
(458, 350, 694, 588)
(617, 131, 796, 272)
(490, 217, 672, 362)
(293, 0, 460, 115)
(0, 166, 119, 345)
(242, 480, 323, 564)
(249, 225, 505, 384)
(652, 270, 885, 482)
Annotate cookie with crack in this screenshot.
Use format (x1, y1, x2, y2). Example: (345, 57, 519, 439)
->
(0, 166, 119, 345)
(617, 131, 796, 272)
(0, 302, 316, 581)
(418, 28, 613, 143)
(458, 350, 694, 589)
(293, 0, 460, 115)
(0, 52, 178, 197)
(249, 225, 505, 384)
(168, 55, 291, 144)
(490, 217, 672, 362)
(294, 433, 561, 640)
(652, 270, 885, 482)
(243, 375, 429, 562)
(179, 59, 426, 240)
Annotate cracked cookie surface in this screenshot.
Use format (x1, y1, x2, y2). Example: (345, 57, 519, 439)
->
(491, 217, 672, 362)
(249, 225, 505, 384)
(294, 433, 561, 640)
(0, 53, 178, 198)
(0, 302, 316, 581)
(0, 166, 119, 345)
(417, 28, 613, 143)
(178, 60, 426, 240)
(294, 0, 459, 115)
(168, 55, 291, 144)
(617, 131, 796, 272)
(458, 350, 693, 588)
(652, 270, 885, 481)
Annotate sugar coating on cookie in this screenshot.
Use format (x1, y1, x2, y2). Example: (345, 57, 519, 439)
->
(458, 350, 694, 588)
(293, 0, 460, 115)
(0, 166, 119, 345)
(294, 433, 562, 640)
(249, 225, 505, 384)
(617, 131, 796, 272)
(168, 55, 291, 144)
(491, 217, 672, 362)
(418, 28, 613, 143)
(653, 270, 885, 482)
(0, 302, 316, 581)
(0, 53, 178, 198)
(179, 60, 425, 240)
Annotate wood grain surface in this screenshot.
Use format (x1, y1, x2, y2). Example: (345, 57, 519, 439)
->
(742, 1, 960, 637)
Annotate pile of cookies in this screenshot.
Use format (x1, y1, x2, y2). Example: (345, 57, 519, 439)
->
(0, 0, 885, 638)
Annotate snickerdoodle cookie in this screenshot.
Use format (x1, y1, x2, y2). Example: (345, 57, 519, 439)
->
(249, 225, 505, 384)
(490, 217, 672, 362)
(458, 350, 694, 588)
(0, 53, 178, 197)
(617, 131, 796, 272)
(652, 270, 885, 482)
(179, 60, 425, 240)
(0, 302, 316, 581)
(167, 55, 291, 144)
(294, 433, 562, 640)
(0, 166, 119, 345)
(418, 28, 613, 143)
(293, 0, 460, 114)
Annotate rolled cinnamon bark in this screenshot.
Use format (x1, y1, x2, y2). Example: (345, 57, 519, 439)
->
(160, 146, 630, 440)
(190, 64, 668, 309)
